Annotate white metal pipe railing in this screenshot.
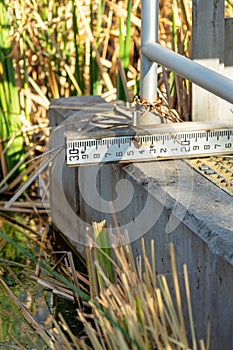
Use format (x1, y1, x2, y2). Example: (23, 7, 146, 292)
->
(141, 42, 233, 105)
(140, 0, 158, 104)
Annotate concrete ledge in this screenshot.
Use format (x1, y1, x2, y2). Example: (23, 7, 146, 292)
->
(49, 97, 233, 349)
(128, 160, 233, 265)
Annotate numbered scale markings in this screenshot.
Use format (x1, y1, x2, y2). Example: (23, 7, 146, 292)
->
(65, 122, 233, 166)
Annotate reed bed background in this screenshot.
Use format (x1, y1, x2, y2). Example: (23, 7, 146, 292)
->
(0, 0, 195, 184)
(0, 1, 233, 348)
(1, 0, 233, 184)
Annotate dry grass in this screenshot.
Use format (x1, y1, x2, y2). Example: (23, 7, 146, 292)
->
(0, 0, 193, 194)
(6, 0, 193, 112)
(0, 231, 210, 349)
(72, 238, 210, 350)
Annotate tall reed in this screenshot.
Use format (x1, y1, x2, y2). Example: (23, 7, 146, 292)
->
(0, 0, 24, 176)
(117, 0, 133, 101)
(226, 0, 233, 16)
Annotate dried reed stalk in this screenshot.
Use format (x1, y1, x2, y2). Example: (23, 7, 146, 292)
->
(76, 238, 209, 349)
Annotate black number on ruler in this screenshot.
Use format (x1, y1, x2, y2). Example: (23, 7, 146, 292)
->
(225, 143, 232, 148)
(116, 151, 123, 157)
(69, 144, 79, 155)
(181, 140, 190, 152)
(69, 155, 79, 162)
(127, 150, 134, 156)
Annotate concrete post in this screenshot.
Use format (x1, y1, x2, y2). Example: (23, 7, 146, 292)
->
(192, 0, 233, 121)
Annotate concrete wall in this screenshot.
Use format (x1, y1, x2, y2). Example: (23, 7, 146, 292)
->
(124, 161, 233, 349)
(49, 97, 233, 349)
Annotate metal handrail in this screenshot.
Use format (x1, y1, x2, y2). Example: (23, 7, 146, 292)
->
(142, 42, 233, 105)
(140, 0, 233, 106)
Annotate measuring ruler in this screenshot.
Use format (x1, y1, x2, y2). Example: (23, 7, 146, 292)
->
(65, 121, 233, 166)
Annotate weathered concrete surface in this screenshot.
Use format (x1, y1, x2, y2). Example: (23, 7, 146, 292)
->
(49, 97, 233, 350)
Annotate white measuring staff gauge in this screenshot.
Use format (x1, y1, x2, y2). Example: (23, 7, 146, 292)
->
(65, 121, 233, 166)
